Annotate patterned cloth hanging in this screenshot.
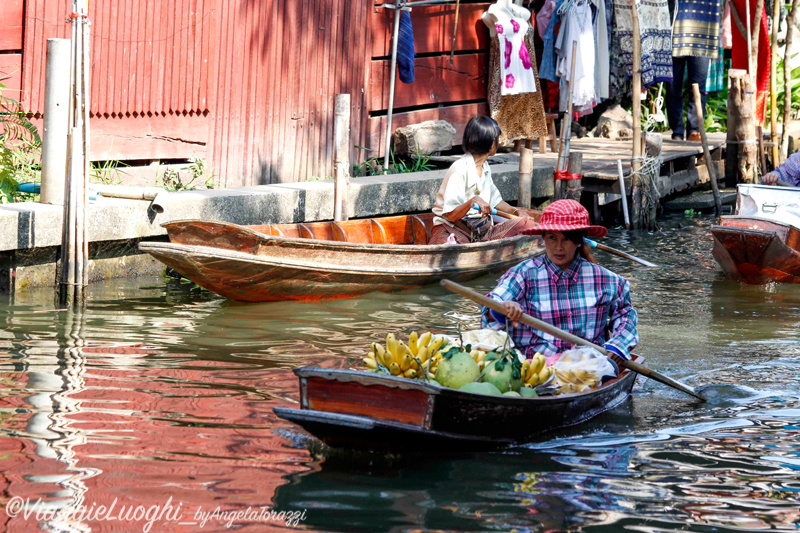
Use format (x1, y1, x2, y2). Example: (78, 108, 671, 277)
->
(672, 0, 722, 58)
(614, 0, 673, 87)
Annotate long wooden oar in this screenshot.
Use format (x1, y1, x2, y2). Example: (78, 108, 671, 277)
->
(584, 238, 658, 267)
(440, 279, 706, 401)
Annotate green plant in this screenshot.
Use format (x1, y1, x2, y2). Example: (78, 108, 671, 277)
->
(90, 159, 127, 185)
(0, 82, 41, 203)
(158, 158, 214, 192)
(352, 148, 436, 177)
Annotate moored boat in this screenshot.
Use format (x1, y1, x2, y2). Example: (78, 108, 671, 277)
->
(138, 213, 544, 302)
(711, 183, 800, 284)
(273, 356, 641, 451)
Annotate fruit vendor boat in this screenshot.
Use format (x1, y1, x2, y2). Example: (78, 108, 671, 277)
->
(711, 183, 800, 284)
(273, 355, 642, 451)
(138, 213, 544, 302)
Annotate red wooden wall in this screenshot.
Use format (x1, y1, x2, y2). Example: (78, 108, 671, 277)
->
(2, 0, 491, 186)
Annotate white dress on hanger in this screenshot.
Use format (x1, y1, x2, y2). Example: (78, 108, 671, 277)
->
(556, 1, 596, 112)
(487, 0, 538, 96)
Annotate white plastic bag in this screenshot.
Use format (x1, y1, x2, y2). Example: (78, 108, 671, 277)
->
(552, 346, 617, 393)
(448, 328, 515, 352)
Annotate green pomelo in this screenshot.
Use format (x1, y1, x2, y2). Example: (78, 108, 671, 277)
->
(459, 381, 502, 396)
(435, 352, 481, 389)
(502, 391, 521, 397)
(519, 387, 538, 398)
(482, 359, 521, 393)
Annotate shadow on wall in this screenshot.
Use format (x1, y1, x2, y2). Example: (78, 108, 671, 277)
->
(238, 0, 369, 186)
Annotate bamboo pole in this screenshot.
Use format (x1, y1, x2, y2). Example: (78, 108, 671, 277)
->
(518, 147, 534, 209)
(692, 84, 723, 216)
(782, 0, 800, 161)
(753, 0, 764, 78)
(333, 94, 351, 222)
(746, 0, 753, 77)
(556, 41, 578, 201)
(631, 0, 643, 228)
(566, 152, 582, 202)
(382, 4, 403, 172)
(771, 0, 780, 165)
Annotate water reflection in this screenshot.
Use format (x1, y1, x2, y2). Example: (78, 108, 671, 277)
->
(0, 213, 798, 531)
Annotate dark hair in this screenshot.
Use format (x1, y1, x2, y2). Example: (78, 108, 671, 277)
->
(562, 229, 596, 263)
(463, 116, 501, 155)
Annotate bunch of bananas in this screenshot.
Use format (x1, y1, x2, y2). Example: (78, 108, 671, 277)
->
(520, 352, 553, 388)
(470, 348, 491, 370)
(362, 331, 448, 379)
(553, 368, 600, 394)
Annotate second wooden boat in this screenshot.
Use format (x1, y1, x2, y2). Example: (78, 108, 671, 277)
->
(139, 213, 544, 302)
(711, 184, 800, 284)
(274, 357, 641, 452)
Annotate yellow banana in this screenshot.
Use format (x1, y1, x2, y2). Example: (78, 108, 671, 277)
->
(418, 331, 432, 349)
(526, 371, 540, 386)
(530, 353, 545, 376)
(429, 336, 445, 354)
(372, 343, 388, 367)
(389, 362, 401, 376)
(386, 333, 398, 360)
(410, 357, 420, 370)
(396, 341, 411, 364)
(400, 353, 413, 372)
(408, 331, 419, 356)
(417, 345, 430, 364)
(521, 359, 531, 381)
(403, 368, 417, 378)
(362, 357, 377, 369)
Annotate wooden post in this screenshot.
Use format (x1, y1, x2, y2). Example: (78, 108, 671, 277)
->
(333, 94, 351, 222)
(631, 0, 643, 228)
(728, 69, 758, 183)
(757, 125, 767, 174)
(41, 39, 71, 205)
(518, 147, 534, 208)
(692, 83, 723, 216)
(617, 160, 631, 229)
(752, 0, 764, 80)
(745, 0, 753, 77)
(566, 152, 582, 202)
(556, 41, 578, 201)
(782, 0, 800, 161)
(771, 0, 780, 165)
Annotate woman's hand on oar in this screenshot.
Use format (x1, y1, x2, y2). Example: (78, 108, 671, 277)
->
(440, 279, 706, 402)
(584, 238, 658, 268)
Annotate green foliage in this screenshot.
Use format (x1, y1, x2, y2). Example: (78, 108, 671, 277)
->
(0, 82, 42, 203)
(704, 86, 728, 133)
(352, 148, 436, 177)
(90, 159, 126, 186)
(158, 158, 215, 192)
(766, 50, 800, 125)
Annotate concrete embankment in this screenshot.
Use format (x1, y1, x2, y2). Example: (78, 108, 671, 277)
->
(0, 164, 555, 293)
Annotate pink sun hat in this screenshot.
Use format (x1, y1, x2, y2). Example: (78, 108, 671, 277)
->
(522, 199, 608, 238)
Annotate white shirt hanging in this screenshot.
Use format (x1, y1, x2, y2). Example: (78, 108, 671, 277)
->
(487, 1, 538, 96)
(556, 1, 596, 111)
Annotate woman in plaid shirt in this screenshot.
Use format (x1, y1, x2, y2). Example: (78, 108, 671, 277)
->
(482, 200, 639, 364)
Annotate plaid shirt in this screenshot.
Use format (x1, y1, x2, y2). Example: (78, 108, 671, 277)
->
(775, 153, 800, 186)
(481, 255, 639, 359)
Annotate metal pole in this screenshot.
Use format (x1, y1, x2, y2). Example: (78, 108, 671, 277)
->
(383, 3, 404, 172)
(80, 0, 90, 286)
(617, 160, 631, 229)
(631, 0, 643, 228)
(333, 94, 351, 222)
(41, 39, 71, 205)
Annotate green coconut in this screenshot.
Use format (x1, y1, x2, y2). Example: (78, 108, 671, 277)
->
(435, 350, 481, 389)
(459, 381, 502, 396)
(519, 386, 538, 398)
(502, 390, 521, 397)
(482, 358, 522, 393)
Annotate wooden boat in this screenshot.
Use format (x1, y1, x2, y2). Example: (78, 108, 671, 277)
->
(138, 213, 544, 302)
(273, 356, 642, 451)
(711, 183, 800, 284)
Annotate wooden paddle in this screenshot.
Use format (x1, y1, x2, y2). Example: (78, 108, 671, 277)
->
(440, 279, 706, 402)
(584, 238, 658, 267)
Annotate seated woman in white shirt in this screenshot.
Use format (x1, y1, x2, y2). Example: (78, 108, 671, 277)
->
(429, 116, 538, 245)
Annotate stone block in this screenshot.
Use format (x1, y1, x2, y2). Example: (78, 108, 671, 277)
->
(393, 120, 457, 156)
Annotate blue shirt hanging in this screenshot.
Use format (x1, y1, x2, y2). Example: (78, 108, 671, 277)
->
(397, 10, 415, 84)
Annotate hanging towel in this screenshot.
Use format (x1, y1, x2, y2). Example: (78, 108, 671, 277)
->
(672, 0, 722, 58)
(397, 10, 415, 84)
(731, 0, 769, 124)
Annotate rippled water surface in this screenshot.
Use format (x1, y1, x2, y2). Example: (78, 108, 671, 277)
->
(1, 214, 799, 532)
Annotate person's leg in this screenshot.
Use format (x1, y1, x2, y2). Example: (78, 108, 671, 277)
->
(666, 56, 687, 140)
(685, 56, 710, 137)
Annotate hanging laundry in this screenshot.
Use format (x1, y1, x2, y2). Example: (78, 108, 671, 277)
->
(397, 10, 415, 84)
(556, 1, 597, 113)
(707, 46, 726, 92)
(722, 0, 733, 48)
(590, 0, 610, 99)
(539, 0, 567, 83)
(483, 0, 548, 144)
(614, 0, 673, 87)
(537, 0, 557, 39)
(672, 0, 722, 58)
(731, 0, 770, 124)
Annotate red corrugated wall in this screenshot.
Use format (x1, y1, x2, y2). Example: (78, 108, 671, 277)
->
(209, 0, 370, 185)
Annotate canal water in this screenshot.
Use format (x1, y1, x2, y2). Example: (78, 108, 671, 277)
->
(0, 213, 799, 532)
